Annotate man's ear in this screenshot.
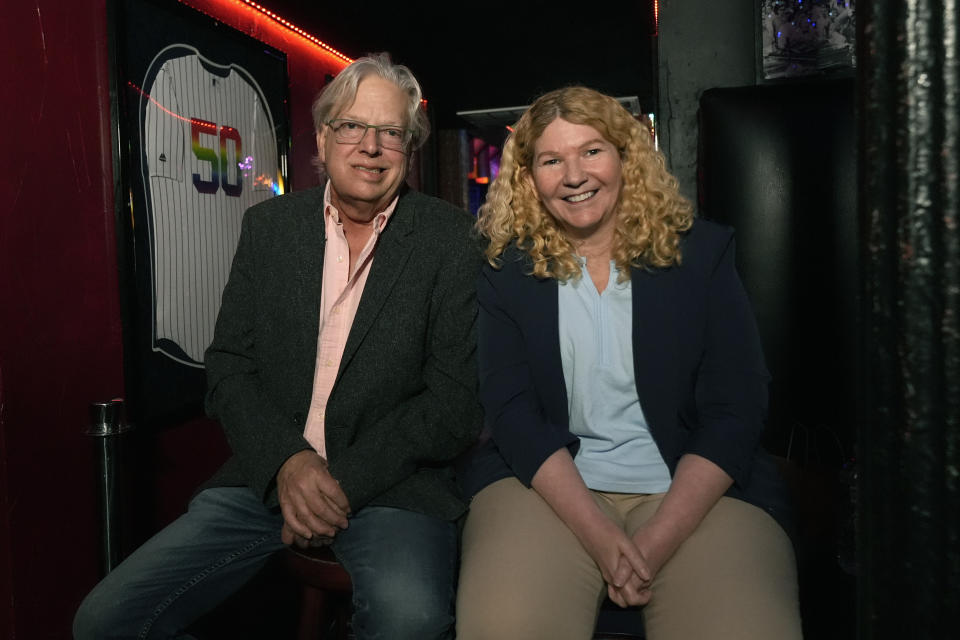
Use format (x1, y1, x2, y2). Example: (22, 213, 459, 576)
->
(316, 130, 326, 165)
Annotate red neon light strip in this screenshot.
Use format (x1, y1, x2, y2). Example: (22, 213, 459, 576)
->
(240, 1, 354, 63)
(128, 80, 201, 125)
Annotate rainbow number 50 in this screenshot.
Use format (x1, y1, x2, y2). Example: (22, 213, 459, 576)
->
(191, 118, 242, 197)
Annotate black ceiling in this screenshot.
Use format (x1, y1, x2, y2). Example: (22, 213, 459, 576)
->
(261, 1, 656, 129)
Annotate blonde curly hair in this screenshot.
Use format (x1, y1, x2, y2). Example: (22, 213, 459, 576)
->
(477, 86, 694, 281)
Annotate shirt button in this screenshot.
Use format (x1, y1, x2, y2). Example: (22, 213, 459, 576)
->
(337, 255, 344, 263)
(325, 360, 334, 367)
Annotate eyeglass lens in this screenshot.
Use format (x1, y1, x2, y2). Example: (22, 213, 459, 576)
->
(330, 120, 407, 150)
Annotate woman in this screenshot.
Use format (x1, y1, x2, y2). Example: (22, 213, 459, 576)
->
(456, 87, 802, 640)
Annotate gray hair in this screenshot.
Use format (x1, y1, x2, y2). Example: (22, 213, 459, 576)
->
(311, 52, 430, 152)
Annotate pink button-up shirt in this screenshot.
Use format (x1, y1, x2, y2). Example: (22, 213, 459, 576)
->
(302, 185, 398, 457)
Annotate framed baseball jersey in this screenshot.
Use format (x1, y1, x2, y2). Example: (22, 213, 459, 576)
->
(110, 0, 289, 424)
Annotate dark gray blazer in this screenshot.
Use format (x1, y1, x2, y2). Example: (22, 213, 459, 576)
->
(204, 185, 484, 521)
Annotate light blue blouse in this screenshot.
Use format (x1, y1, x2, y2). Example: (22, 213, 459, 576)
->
(558, 260, 672, 493)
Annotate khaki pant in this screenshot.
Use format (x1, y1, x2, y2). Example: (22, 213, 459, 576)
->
(457, 478, 802, 640)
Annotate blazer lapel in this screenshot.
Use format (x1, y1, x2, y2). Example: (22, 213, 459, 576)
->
(287, 190, 326, 395)
(527, 274, 569, 426)
(336, 194, 415, 377)
(631, 266, 679, 432)
(296, 195, 325, 320)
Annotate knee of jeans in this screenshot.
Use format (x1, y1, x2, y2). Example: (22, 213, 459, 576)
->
(353, 574, 454, 639)
(74, 577, 155, 640)
(73, 588, 120, 640)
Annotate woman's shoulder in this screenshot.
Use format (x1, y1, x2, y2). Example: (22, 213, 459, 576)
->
(684, 217, 735, 250)
(630, 218, 735, 283)
(483, 242, 533, 276)
(480, 243, 558, 298)
(672, 217, 737, 272)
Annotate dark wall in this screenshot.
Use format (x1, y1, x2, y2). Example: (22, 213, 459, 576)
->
(269, 0, 657, 129)
(415, 2, 657, 129)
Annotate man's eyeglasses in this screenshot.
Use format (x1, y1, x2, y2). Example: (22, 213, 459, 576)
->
(326, 119, 410, 151)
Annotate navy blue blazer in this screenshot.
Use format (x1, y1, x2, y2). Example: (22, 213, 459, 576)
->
(460, 219, 792, 535)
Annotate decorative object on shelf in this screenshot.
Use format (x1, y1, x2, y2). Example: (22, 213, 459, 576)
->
(758, 0, 856, 81)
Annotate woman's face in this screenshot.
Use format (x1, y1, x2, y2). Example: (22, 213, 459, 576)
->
(527, 117, 622, 243)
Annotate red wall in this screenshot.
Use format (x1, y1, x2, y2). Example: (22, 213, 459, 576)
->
(0, 1, 347, 636)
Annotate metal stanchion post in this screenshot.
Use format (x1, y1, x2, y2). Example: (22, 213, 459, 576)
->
(85, 398, 132, 576)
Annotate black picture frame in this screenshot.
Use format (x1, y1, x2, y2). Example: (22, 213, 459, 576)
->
(108, 0, 290, 425)
(757, 0, 856, 82)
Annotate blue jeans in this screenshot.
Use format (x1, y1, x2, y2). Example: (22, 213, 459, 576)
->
(73, 487, 458, 639)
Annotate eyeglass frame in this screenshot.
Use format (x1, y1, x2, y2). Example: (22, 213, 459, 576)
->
(325, 118, 412, 152)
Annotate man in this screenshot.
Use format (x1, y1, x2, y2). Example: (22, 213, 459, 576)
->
(74, 53, 482, 639)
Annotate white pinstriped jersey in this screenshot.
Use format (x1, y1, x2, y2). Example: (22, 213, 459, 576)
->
(141, 45, 279, 367)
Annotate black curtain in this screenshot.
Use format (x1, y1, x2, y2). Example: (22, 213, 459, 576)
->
(858, 1, 960, 638)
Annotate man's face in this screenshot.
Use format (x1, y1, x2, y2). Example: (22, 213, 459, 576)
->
(317, 76, 409, 222)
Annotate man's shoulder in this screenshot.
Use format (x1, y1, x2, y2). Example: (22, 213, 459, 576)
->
(394, 189, 482, 262)
(397, 189, 476, 232)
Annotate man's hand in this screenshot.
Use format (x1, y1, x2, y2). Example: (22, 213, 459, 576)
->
(277, 450, 351, 547)
(281, 521, 335, 549)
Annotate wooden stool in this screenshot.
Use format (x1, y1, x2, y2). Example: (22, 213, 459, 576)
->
(281, 545, 353, 640)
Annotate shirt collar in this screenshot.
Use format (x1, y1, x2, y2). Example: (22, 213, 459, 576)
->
(322, 182, 399, 235)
